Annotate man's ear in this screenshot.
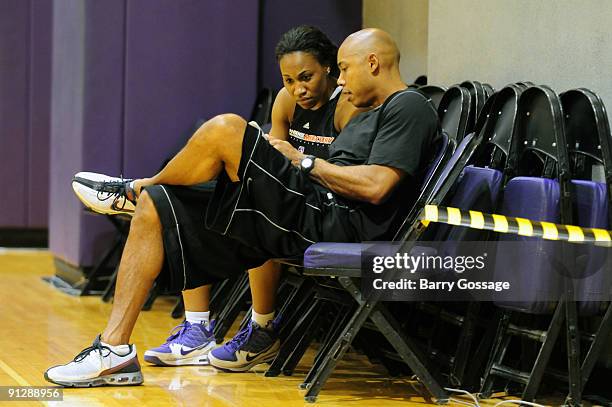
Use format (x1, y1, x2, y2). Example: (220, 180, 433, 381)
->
(368, 53, 380, 74)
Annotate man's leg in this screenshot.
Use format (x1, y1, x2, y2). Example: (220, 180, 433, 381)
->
(134, 114, 248, 194)
(102, 191, 165, 344)
(45, 191, 168, 386)
(71, 114, 248, 216)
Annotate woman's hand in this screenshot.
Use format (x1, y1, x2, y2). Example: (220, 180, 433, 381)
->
(268, 138, 305, 167)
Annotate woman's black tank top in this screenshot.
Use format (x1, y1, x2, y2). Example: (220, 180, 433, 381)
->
(288, 87, 342, 159)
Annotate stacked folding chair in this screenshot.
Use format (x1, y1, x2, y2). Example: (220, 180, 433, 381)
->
(438, 86, 472, 142)
(478, 85, 583, 404)
(460, 81, 488, 132)
(419, 85, 448, 110)
(404, 84, 524, 390)
(560, 88, 612, 404)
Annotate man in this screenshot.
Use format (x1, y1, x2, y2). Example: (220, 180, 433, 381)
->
(45, 28, 439, 387)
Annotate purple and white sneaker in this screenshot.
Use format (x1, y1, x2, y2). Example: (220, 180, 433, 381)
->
(208, 321, 280, 372)
(144, 320, 216, 366)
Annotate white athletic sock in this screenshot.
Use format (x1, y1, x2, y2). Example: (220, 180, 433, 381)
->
(100, 341, 131, 356)
(185, 311, 210, 325)
(252, 310, 275, 329)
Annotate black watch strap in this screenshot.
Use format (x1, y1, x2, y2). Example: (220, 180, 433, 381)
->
(300, 155, 317, 174)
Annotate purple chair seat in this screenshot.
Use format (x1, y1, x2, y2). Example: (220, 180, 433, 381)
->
(427, 166, 503, 260)
(494, 177, 561, 314)
(304, 243, 368, 270)
(304, 242, 436, 271)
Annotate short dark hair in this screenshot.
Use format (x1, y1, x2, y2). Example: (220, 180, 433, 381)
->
(275, 25, 339, 77)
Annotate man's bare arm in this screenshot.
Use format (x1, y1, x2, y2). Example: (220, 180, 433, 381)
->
(310, 159, 405, 205)
(268, 139, 404, 205)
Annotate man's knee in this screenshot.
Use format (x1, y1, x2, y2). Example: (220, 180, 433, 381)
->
(189, 113, 247, 147)
(131, 190, 161, 231)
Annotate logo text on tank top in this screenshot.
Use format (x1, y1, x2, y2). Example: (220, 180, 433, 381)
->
(289, 128, 335, 145)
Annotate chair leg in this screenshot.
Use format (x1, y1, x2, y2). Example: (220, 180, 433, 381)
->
(266, 300, 322, 377)
(141, 282, 159, 311)
(565, 299, 582, 406)
(370, 304, 449, 403)
(303, 300, 374, 402)
(480, 310, 511, 398)
(464, 306, 498, 389)
(213, 275, 250, 341)
(101, 267, 119, 303)
(450, 302, 480, 386)
(522, 301, 566, 401)
(81, 236, 123, 295)
(282, 304, 326, 376)
(300, 304, 353, 390)
(580, 301, 612, 392)
(303, 276, 448, 403)
(171, 297, 184, 319)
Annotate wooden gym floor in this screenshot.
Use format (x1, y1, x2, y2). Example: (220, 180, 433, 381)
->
(0, 250, 567, 406)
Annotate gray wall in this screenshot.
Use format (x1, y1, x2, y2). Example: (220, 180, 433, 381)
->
(428, 0, 612, 109)
(363, 0, 428, 85)
(364, 0, 612, 116)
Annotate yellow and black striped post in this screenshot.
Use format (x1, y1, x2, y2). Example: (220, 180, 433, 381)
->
(421, 205, 612, 246)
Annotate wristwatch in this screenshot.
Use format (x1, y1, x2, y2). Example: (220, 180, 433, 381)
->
(300, 155, 317, 174)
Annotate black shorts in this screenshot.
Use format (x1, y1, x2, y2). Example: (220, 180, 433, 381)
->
(147, 122, 357, 292)
(146, 183, 269, 292)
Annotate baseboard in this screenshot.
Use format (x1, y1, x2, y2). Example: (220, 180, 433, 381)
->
(0, 228, 48, 247)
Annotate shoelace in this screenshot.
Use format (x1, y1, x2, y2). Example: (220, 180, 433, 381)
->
(166, 320, 215, 343)
(95, 176, 134, 210)
(73, 336, 125, 363)
(224, 323, 254, 353)
(166, 323, 190, 343)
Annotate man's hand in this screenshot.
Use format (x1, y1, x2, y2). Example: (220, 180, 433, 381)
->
(268, 139, 305, 167)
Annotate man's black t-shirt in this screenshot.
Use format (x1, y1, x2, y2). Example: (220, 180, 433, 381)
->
(326, 89, 439, 241)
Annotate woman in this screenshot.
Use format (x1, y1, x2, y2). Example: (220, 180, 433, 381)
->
(68, 26, 365, 373)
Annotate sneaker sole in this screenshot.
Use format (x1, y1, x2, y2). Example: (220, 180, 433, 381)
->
(143, 354, 210, 366)
(143, 341, 216, 366)
(44, 371, 143, 387)
(209, 343, 279, 373)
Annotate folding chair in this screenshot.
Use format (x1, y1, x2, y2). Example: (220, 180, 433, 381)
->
(479, 85, 582, 404)
(438, 86, 472, 143)
(249, 88, 275, 127)
(460, 81, 487, 132)
(299, 131, 483, 403)
(483, 83, 495, 100)
(561, 88, 612, 403)
(419, 85, 448, 110)
(262, 131, 454, 379)
(408, 84, 524, 389)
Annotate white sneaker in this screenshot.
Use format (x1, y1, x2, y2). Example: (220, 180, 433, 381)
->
(72, 172, 137, 216)
(44, 335, 143, 387)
